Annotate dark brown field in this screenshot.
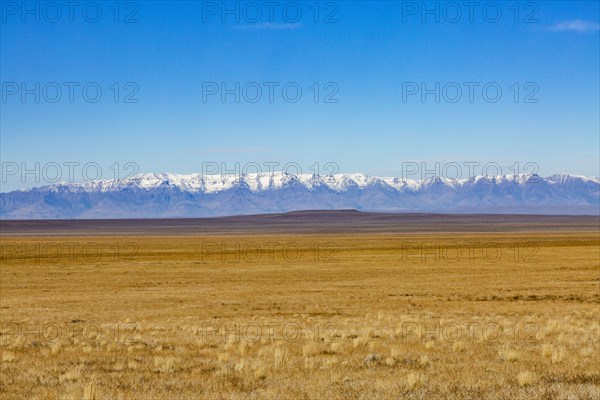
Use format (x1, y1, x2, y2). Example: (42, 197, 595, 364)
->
(1, 211, 598, 236)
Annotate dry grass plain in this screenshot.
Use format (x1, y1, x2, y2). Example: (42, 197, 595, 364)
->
(0, 214, 599, 399)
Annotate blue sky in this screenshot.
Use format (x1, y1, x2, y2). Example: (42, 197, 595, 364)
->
(1, 1, 599, 190)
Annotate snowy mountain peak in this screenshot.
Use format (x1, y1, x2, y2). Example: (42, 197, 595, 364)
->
(19, 172, 589, 194)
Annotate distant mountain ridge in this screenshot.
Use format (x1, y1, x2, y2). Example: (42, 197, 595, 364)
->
(1, 173, 598, 219)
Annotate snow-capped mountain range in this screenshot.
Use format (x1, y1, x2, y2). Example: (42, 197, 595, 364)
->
(1, 172, 598, 219)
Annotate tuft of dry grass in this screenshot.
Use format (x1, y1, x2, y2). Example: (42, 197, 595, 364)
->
(517, 371, 538, 387)
(452, 341, 466, 353)
(500, 349, 520, 362)
(2, 351, 16, 363)
(59, 367, 81, 384)
(407, 372, 425, 389)
(153, 356, 176, 373)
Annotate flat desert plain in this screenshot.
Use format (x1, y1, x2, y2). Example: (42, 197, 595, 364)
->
(1, 212, 599, 399)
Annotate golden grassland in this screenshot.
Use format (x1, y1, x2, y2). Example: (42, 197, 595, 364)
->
(0, 232, 599, 399)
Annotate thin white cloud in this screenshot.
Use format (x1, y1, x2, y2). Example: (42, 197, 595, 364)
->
(201, 146, 270, 154)
(550, 19, 600, 33)
(231, 22, 302, 31)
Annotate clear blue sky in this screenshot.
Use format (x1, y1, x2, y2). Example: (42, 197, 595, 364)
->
(1, 1, 599, 190)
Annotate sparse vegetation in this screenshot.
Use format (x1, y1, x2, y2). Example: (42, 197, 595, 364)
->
(0, 231, 598, 398)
